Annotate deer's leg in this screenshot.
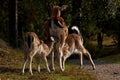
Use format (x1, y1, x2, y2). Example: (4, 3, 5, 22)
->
(29, 55, 33, 75)
(43, 55, 51, 73)
(62, 50, 70, 71)
(83, 49, 96, 70)
(50, 49, 55, 71)
(29, 51, 35, 75)
(37, 62, 40, 73)
(22, 55, 28, 75)
(35, 55, 41, 73)
(78, 52, 83, 68)
(55, 42, 63, 71)
(62, 56, 67, 71)
(59, 56, 63, 71)
(58, 47, 64, 71)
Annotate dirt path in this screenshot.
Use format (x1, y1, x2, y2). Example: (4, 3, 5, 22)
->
(69, 59, 120, 80)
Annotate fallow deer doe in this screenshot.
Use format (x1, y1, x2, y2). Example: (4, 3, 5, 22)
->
(44, 4, 68, 71)
(61, 26, 96, 71)
(22, 32, 55, 75)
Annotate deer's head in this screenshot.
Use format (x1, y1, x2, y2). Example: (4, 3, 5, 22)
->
(50, 4, 67, 18)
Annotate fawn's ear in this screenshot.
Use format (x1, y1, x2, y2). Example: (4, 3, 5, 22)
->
(60, 5, 67, 11)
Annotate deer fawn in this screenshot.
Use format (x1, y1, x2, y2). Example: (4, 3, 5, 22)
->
(22, 32, 55, 75)
(61, 26, 96, 71)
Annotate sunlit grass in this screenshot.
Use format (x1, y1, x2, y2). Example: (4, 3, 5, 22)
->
(0, 39, 96, 80)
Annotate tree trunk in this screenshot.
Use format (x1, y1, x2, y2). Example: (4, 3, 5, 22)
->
(117, 31, 120, 48)
(97, 32, 103, 49)
(9, 0, 18, 47)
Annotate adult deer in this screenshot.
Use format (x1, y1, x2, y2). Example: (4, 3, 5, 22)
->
(44, 4, 68, 71)
(22, 32, 55, 75)
(61, 26, 96, 71)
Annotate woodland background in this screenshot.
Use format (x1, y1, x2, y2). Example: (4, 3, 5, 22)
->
(0, 0, 120, 57)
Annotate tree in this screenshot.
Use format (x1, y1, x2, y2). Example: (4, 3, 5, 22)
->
(0, 0, 9, 40)
(9, 0, 18, 47)
(116, 7, 120, 47)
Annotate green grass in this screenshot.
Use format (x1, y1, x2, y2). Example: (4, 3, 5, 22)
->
(90, 36, 120, 64)
(0, 39, 96, 80)
(101, 53, 120, 64)
(87, 35, 118, 58)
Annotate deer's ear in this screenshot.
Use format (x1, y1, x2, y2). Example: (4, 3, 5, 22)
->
(61, 5, 67, 11)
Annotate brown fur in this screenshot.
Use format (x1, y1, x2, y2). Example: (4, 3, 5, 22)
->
(61, 33, 96, 71)
(43, 5, 68, 71)
(22, 32, 55, 75)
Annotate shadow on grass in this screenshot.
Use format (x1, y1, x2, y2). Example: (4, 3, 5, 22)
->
(0, 66, 50, 75)
(0, 66, 21, 75)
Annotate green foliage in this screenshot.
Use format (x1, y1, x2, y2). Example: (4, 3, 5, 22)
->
(0, 0, 120, 47)
(81, 0, 107, 34)
(19, 0, 48, 33)
(101, 53, 120, 64)
(86, 35, 118, 58)
(0, 0, 9, 40)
